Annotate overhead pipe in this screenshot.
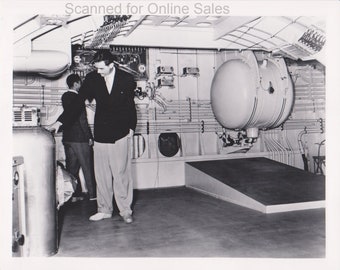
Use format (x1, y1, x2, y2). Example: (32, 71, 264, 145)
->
(13, 50, 70, 78)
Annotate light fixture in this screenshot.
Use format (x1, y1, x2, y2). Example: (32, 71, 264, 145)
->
(39, 15, 69, 26)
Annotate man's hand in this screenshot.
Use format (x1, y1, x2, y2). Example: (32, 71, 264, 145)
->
(128, 129, 134, 138)
(46, 121, 62, 133)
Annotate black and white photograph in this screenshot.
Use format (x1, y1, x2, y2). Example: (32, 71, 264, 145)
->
(1, 1, 340, 270)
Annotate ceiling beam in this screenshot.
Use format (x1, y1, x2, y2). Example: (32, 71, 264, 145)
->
(171, 16, 189, 27)
(112, 26, 227, 49)
(124, 15, 147, 37)
(214, 17, 261, 41)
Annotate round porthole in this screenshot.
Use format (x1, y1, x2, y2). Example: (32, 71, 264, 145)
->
(158, 133, 181, 157)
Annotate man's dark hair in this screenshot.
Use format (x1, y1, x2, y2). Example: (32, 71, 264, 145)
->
(92, 50, 115, 66)
(66, 73, 81, 88)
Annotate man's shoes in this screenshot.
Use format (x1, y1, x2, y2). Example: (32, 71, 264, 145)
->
(89, 212, 111, 221)
(122, 214, 133, 224)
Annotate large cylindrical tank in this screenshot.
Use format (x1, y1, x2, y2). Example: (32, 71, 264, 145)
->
(211, 51, 294, 138)
(12, 127, 58, 256)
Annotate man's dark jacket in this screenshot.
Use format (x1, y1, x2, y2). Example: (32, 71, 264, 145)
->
(58, 68, 137, 143)
(61, 91, 93, 143)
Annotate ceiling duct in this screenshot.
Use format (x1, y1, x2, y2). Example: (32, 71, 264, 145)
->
(13, 15, 71, 78)
(13, 50, 70, 78)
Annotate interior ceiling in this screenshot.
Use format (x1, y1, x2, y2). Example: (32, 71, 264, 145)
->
(13, 15, 326, 62)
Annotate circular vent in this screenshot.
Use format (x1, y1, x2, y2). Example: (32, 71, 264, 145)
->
(158, 133, 181, 157)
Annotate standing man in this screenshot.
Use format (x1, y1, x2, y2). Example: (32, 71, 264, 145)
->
(53, 50, 137, 224)
(61, 74, 96, 201)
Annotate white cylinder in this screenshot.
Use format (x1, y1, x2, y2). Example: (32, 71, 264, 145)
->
(211, 51, 294, 138)
(13, 127, 58, 256)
